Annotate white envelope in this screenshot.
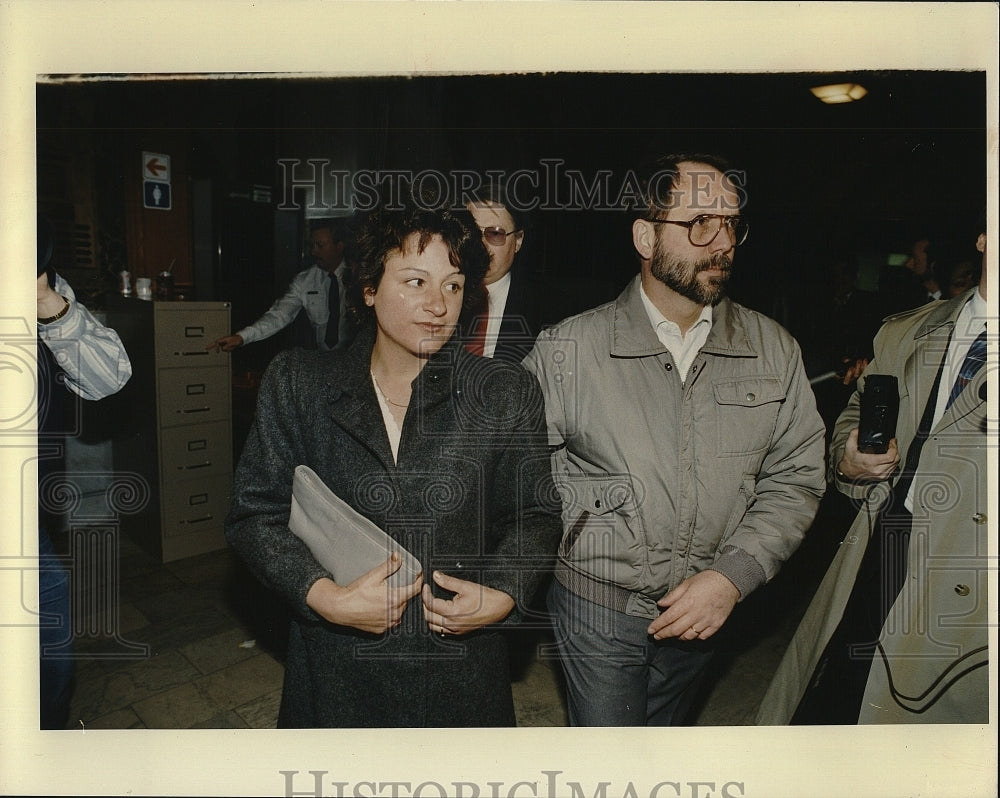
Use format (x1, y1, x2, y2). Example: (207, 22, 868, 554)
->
(288, 464, 422, 588)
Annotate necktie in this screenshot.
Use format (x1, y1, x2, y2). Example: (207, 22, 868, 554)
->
(946, 328, 986, 409)
(465, 290, 489, 356)
(325, 271, 340, 349)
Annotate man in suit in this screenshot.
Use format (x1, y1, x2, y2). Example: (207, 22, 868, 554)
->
(757, 226, 990, 724)
(463, 181, 541, 363)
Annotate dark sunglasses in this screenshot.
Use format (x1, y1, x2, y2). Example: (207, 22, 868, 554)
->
(480, 226, 522, 247)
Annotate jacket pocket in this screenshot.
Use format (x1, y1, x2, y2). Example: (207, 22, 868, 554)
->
(713, 376, 785, 456)
(717, 475, 758, 550)
(304, 291, 329, 325)
(556, 474, 648, 587)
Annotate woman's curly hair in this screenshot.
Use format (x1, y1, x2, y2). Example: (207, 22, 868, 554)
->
(346, 180, 490, 327)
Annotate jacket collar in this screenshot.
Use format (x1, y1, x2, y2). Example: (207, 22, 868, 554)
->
(911, 287, 978, 340)
(610, 275, 756, 359)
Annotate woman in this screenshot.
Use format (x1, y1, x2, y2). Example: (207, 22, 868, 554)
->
(225, 188, 561, 727)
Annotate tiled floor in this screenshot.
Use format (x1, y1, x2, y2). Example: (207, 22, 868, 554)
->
(60, 491, 849, 730)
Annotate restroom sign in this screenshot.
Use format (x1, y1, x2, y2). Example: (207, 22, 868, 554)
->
(144, 180, 172, 210)
(142, 152, 172, 210)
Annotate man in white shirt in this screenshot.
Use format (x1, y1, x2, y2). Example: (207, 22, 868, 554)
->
(208, 219, 354, 352)
(464, 183, 541, 362)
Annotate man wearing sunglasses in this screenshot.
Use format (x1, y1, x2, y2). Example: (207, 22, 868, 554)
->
(524, 153, 826, 726)
(463, 182, 542, 362)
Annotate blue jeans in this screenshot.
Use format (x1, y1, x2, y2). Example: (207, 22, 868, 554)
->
(39, 524, 74, 730)
(546, 578, 714, 726)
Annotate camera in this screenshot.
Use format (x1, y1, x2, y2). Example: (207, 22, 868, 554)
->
(857, 374, 899, 454)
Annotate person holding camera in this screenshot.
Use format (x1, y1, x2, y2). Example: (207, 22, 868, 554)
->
(36, 215, 132, 728)
(757, 227, 990, 725)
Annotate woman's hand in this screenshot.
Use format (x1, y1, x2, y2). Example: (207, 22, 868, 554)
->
(306, 553, 423, 634)
(421, 571, 515, 636)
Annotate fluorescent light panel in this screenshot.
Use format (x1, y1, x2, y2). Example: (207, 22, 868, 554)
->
(810, 82, 868, 104)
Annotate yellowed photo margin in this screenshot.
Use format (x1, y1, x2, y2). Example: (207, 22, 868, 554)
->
(1, 1, 996, 796)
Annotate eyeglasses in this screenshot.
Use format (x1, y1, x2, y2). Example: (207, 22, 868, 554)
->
(480, 226, 522, 247)
(647, 214, 749, 247)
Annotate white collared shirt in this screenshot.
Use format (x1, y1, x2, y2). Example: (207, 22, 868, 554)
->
(905, 287, 987, 512)
(639, 284, 713, 381)
(236, 259, 348, 349)
(932, 287, 987, 428)
(481, 271, 511, 359)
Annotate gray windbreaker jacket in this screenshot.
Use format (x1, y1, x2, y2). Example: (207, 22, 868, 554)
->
(523, 276, 826, 619)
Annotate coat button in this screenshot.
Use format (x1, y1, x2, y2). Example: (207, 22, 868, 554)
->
(972, 512, 987, 524)
(746, 392, 756, 402)
(954, 584, 971, 596)
(665, 363, 672, 371)
(595, 499, 602, 509)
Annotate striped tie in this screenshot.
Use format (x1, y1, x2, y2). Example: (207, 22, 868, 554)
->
(946, 328, 986, 408)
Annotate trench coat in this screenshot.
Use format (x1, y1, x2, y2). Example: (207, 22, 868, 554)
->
(225, 325, 562, 727)
(756, 289, 990, 724)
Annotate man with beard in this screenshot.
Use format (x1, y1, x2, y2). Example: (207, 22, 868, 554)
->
(523, 154, 826, 726)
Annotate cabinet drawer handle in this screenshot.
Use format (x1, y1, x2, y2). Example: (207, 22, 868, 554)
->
(182, 515, 214, 525)
(179, 461, 212, 470)
(176, 350, 210, 357)
(179, 407, 211, 414)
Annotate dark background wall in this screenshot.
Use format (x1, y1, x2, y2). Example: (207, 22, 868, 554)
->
(36, 70, 987, 376)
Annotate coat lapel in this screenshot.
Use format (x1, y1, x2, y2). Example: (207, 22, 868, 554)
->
(324, 325, 396, 468)
(909, 292, 985, 435)
(324, 328, 463, 469)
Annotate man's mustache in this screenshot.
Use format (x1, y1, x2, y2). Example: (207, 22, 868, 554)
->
(697, 255, 733, 273)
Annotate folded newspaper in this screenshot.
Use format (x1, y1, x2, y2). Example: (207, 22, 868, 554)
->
(288, 464, 422, 588)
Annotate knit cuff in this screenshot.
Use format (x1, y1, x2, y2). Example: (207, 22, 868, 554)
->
(707, 546, 766, 601)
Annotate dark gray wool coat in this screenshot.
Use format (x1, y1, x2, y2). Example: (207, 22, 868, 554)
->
(225, 325, 562, 727)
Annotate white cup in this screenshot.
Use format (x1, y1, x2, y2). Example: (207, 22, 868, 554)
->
(136, 277, 153, 300)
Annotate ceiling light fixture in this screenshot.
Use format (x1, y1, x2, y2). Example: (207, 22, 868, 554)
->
(810, 83, 868, 104)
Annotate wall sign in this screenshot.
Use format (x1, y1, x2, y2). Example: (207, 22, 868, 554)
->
(142, 152, 172, 210)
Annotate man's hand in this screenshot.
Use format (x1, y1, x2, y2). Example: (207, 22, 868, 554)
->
(839, 357, 869, 386)
(206, 334, 244, 352)
(647, 570, 740, 641)
(421, 571, 515, 636)
(305, 553, 423, 635)
(837, 428, 900, 482)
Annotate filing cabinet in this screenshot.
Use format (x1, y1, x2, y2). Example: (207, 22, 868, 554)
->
(107, 298, 233, 562)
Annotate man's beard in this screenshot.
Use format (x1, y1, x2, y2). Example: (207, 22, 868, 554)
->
(650, 242, 732, 306)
